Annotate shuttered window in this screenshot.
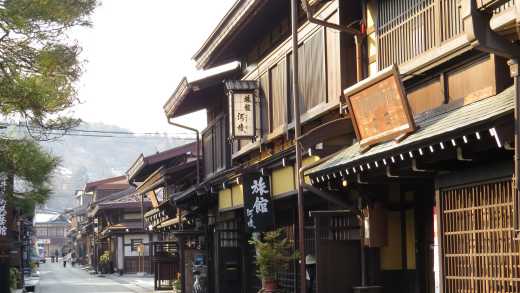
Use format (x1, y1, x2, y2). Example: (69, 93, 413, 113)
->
(298, 29, 326, 113)
(269, 59, 288, 131)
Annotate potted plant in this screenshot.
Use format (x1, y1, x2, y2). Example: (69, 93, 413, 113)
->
(172, 272, 181, 293)
(98, 250, 111, 274)
(249, 228, 299, 292)
(9, 267, 20, 292)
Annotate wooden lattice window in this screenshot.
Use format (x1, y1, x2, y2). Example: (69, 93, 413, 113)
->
(440, 179, 520, 292)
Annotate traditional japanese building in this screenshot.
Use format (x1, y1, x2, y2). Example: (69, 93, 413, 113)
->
(302, 0, 520, 293)
(83, 175, 130, 271)
(90, 186, 155, 274)
(159, 0, 520, 293)
(125, 142, 199, 290)
(34, 211, 68, 259)
(162, 1, 369, 292)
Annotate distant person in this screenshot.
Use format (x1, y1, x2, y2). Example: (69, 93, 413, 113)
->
(63, 252, 69, 268)
(54, 249, 60, 263)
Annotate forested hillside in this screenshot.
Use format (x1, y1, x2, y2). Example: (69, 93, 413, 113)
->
(40, 122, 192, 210)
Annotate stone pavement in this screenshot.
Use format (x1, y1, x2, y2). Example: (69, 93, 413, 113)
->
(34, 261, 155, 293)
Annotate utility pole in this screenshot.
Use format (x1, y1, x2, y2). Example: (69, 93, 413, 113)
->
(291, 0, 306, 292)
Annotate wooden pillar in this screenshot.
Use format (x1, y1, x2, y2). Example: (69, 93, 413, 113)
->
(434, 189, 444, 293)
(179, 236, 185, 293)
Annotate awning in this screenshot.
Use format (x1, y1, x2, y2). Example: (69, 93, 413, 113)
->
(163, 61, 240, 118)
(306, 86, 515, 178)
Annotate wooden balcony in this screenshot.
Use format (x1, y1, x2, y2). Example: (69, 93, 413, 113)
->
(377, 0, 518, 70)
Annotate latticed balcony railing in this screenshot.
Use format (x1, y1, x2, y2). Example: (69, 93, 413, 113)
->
(377, 0, 517, 69)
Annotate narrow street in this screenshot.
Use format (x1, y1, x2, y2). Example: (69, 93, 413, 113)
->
(36, 261, 153, 293)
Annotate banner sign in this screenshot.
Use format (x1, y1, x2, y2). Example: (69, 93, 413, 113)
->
(243, 173, 273, 232)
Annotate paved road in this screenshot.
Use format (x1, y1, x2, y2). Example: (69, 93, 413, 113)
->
(36, 261, 153, 293)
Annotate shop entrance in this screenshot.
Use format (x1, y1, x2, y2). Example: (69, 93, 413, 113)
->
(439, 178, 520, 292)
(311, 210, 361, 293)
(214, 219, 243, 293)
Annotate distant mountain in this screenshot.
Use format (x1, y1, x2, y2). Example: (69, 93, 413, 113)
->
(40, 122, 191, 211)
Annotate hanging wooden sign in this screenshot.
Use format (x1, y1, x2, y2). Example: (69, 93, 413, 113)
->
(230, 91, 256, 139)
(344, 64, 415, 148)
(226, 80, 259, 140)
(243, 173, 274, 232)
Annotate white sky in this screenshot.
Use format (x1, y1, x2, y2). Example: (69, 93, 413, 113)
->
(70, 0, 236, 134)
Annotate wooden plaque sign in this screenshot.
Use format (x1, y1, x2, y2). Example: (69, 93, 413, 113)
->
(345, 65, 415, 147)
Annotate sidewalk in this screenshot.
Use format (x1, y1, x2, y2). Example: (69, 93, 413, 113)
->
(104, 273, 155, 292)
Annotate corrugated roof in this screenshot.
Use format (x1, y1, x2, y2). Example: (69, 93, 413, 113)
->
(306, 86, 515, 176)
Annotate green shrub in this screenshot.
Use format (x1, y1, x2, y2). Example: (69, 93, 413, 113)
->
(9, 267, 20, 289)
(248, 228, 299, 282)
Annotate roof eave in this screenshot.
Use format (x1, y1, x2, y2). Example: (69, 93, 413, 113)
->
(192, 0, 264, 70)
(164, 77, 191, 119)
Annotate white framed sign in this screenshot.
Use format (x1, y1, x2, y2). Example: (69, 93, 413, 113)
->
(230, 91, 256, 139)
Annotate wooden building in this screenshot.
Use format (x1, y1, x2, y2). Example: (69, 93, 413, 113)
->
(303, 0, 520, 293)
(34, 212, 68, 258)
(83, 175, 130, 271)
(89, 186, 155, 274)
(159, 0, 520, 293)
(162, 1, 368, 292)
(126, 142, 199, 290)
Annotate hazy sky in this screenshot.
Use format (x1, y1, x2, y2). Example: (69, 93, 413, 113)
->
(70, 0, 236, 134)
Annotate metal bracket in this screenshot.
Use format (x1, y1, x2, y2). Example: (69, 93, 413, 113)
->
(357, 173, 369, 184)
(457, 147, 473, 162)
(412, 159, 434, 172)
(386, 165, 399, 178)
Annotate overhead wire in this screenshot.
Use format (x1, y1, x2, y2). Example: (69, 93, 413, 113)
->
(0, 122, 197, 140)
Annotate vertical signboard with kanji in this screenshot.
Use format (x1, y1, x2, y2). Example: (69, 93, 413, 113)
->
(243, 173, 274, 232)
(230, 91, 256, 139)
(0, 180, 7, 239)
(0, 175, 9, 293)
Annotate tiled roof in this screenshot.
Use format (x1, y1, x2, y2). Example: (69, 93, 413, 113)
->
(307, 86, 515, 176)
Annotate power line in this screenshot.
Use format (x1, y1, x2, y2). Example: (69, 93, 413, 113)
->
(0, 122, 198, 140)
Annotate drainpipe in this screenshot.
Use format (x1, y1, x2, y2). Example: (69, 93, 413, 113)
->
(300, 0, 365, 82)
(167, 118, 200, 185)
(290, 1, 306, 292)
(462, 0, 520, 231)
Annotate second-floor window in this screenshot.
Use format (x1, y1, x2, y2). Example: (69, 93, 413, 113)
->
(259, 28, 328, 135)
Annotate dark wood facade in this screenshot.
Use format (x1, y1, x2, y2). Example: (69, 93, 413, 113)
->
(160, 0, 520, 293)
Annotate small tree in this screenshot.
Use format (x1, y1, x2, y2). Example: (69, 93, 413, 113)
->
(249, 229, 299, 284)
